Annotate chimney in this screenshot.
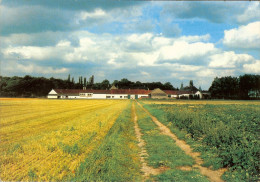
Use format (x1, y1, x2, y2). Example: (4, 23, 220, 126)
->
(83, 86, 86, 90)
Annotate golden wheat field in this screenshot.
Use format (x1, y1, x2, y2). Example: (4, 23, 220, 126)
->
(0, 98, 129, 181)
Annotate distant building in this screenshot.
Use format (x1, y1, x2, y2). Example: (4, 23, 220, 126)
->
(195, 91, 211, 99)
(149, 88, 168, 99)
(47, 87, 210, 99)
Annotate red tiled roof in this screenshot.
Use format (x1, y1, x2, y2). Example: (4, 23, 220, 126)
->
(52, 89, 194, 95)
(164, 90, 179, 95)
(110, 89, 151, 95)
(53, 89, 150, 95)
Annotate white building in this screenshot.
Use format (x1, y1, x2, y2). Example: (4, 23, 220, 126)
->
(47, 88, 210, 99)
(47, 89, 151, 99)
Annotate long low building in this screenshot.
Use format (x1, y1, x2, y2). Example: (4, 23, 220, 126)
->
(48, 88, 151, 99)
(47, 88, 210, 99)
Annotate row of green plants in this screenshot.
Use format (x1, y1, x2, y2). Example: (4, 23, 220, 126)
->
(71, 102, 142, 181)
(135, 103, 209, 181)
(142, 103, 259, 181)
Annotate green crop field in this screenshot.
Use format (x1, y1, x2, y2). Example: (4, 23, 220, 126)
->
(1, 98, 259, 181)
(141, 100, 260, 181)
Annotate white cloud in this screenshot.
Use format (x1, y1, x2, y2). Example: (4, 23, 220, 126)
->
(5, 63, 68, 74)
(159, 41, 216, 61)
(243, 60, 260, 73)
(178, 34, 211, 43)
(56, 40, 71, 47)
(140, 71, 150, 76)
(169, 63, 202, 72)
(223, 21, 260, 49)
(3, 43, 72, 61)
(196, 69, 216, 77)
(79, 9, 106, 20)
(237, 2, 260, 23)
(209, 51, 254, 68)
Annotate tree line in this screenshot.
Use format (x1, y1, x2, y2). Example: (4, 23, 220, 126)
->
(0, 75, 176, 97)
(0, 74, 259, 99)
(209, 74, 260, 99)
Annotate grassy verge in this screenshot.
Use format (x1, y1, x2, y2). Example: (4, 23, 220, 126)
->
(135, 102, 209, 182)
(71, 101, 142, 181)
(141, 102, 260, 181)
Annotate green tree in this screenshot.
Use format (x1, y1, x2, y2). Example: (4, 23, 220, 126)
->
(84, 77, 87, 87)
(101, 79, 110, 89)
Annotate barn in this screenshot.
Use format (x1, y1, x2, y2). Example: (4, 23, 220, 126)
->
(148, 88, 168, 99)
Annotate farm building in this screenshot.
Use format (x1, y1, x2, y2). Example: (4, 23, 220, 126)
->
(47, 88, 209, 99)
(195, 91, 211, 99)
(47, 88, 150, 99)
(149, 88, 168, 99)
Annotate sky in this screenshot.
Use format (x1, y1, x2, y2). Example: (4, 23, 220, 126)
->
(0, 0, 260, 89)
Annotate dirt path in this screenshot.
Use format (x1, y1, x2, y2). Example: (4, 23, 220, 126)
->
(136, 101, 227, 182)
(131, 103, 168, 181)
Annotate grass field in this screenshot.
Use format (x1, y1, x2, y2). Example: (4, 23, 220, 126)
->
(0, 98, 259, 181)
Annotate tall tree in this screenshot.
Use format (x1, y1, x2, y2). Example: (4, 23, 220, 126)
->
(209, 76, 239, 99)
(67, 74, 70, 82)
(189, 80, 194, 88)
(239, 74, 260, 98)
(84, 77, 87, 87)
(101, 79, 110, 89)
(164, 82, 175, 90)
(180, 82, 184, 90)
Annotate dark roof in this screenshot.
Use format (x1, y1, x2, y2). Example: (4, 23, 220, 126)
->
(110, 89, 151, 95)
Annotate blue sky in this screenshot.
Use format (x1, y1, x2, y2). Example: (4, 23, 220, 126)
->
(0, 1, 260, 89)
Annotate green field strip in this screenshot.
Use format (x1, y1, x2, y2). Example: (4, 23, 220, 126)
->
(71, 101, 142, 181)
(134, 102, 209, 182)
(141, 102, 260, 182)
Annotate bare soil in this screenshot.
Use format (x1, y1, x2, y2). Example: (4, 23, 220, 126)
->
(137, 101, 227, 182)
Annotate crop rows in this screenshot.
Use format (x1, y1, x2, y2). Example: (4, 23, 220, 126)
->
(142, 101, 260, 181)
(1, 98, 259, 181)
(0, 99, 128, 181)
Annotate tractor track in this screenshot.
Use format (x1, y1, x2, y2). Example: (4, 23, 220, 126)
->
(136, 101, 227, 182)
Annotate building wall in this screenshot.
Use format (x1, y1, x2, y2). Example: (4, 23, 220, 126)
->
(68, 96, 80, 99)
(92, 94, 107, 99)
(47, 95, 58, 99)
(106, 94, 128, 99)
(138, 94, 149, 98)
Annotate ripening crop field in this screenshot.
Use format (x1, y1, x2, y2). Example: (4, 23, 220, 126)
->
(1, 98, 259, 181)
(0, 98, 129, 181)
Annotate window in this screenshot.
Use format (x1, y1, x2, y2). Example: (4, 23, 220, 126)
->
(106, 96, 111, 98)
(120, 96, 122, 98)
(87, 93, 92, 97)
(124, 96, 128, 98)
(112, 96, 114, 98)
